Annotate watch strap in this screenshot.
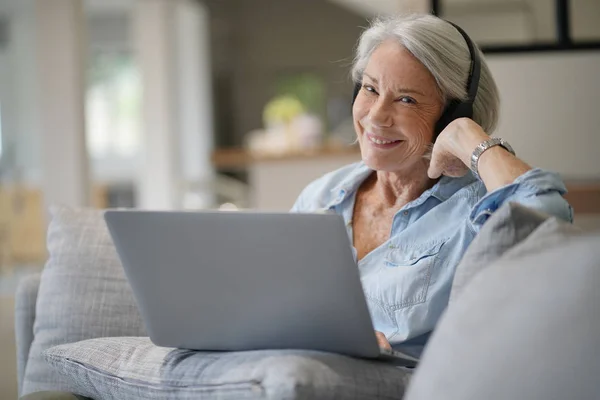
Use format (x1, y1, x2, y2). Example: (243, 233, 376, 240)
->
(470, 138, 515, 179)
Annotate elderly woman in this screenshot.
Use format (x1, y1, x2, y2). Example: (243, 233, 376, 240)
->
(292, 14, 572, 354)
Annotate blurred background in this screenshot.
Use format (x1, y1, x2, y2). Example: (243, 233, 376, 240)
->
(0, 0, 598, 396)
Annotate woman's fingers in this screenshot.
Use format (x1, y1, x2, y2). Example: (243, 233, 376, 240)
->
(428, 145, 470, 179)
(375, 331, 392, 350)
(427, 152, 444, 179)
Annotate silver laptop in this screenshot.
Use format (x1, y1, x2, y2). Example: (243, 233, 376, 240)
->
(104, 210, 418, 367)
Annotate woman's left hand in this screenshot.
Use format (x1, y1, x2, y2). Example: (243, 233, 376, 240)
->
(427, 117, 488, 179)
(375, 331, 392, 350)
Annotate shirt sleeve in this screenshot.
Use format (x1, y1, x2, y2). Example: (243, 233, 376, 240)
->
(289, 178, 323, 212)
(290, 191, 305, 212)
(469, 168, 574, 228)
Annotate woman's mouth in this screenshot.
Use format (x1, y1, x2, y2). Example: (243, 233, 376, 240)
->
(366, 133, 403, 149)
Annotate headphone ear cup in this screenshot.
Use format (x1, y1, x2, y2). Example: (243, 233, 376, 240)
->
(435, 100, 459, 136)
(434, 101, 474, 137)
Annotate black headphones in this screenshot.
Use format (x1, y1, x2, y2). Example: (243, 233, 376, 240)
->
(351, 21, 481, 138)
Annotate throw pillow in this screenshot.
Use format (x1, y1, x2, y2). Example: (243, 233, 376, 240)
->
(450, 202, 579, 304)
(22, 206, 146, 395)
(44, 337, 412, 400)
(405, 225, 600, 400)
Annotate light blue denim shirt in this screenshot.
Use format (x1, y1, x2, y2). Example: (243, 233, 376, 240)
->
(291, 162, 572, 354)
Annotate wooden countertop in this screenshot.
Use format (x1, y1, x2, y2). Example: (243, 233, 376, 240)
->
(211, 145, 361, 169)
(211, 147, 600, 213)
(563, 181, 600, 214)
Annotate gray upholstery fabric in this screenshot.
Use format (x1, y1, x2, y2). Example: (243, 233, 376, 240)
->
(22, 206, 147, 395)
(502, 216, 581, 259)
(450, 202, 579, 304)
(44, 337, 412, 400)
(15, 273, 41, 395)
(19, 391, 91, 400)
(405, 228, 600, 399)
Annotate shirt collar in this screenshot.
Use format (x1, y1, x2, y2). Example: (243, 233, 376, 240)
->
(429, 172, 478, 202)
(325, 162, 478, 209)
(324, 162, 372, 209)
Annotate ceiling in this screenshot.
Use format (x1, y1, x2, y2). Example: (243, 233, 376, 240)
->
(328, 0, 430, 17)
(84, 0, 133, 15)
(0, 0, 133, 15)
(327, 0, 537, 18)
(0, 0, 538, 19)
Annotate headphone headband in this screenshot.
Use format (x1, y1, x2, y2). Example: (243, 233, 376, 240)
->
(445, 21, 480, 108)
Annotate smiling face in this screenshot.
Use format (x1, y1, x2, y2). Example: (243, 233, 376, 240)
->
(353, 39, 445, 173)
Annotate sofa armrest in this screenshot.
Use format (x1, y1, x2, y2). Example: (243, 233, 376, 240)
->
(15, 273, 42, 395)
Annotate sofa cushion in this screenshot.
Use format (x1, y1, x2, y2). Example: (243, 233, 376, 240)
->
(450, 202, 579, 304)
(22, 206, 147, 395)
(405, 222, 600, 400)
(15, 273, 41, 394)
(44, 337, 412, 400)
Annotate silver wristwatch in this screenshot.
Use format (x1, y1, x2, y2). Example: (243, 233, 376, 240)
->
(470, 138, 515, 179)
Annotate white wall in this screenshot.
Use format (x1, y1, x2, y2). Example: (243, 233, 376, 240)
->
(328, 0, 428, 17)
(134, 0, 215, 209)
(36, 0, 90, 208)
(487, 51, 600, 178)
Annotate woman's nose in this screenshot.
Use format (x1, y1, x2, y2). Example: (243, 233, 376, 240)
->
(368, 98, 393, 128)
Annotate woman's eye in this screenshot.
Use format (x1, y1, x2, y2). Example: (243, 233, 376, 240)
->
(362, 85, 378, 95)
(398, 96, 416, 104)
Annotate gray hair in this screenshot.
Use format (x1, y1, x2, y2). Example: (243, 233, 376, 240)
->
(352, 14, 500, 134)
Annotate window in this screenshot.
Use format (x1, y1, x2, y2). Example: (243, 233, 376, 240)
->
(570, 0, 600, 41)
(433, 0, 600, 52)
(86, 51, 141, 160)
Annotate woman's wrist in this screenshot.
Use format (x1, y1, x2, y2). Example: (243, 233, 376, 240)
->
(448, 120, 489, 167)
(447, 120, 532, 189)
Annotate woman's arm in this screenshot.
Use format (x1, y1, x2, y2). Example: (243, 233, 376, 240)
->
(428, 117, 532, 191)
(428, 117, 573, 224)
(446, 118, 532, 192)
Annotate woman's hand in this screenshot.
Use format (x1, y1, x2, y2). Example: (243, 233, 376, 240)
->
(427, 117, 532, 191)
(427, 117, 488, 179)
(375, 331, 392, 350)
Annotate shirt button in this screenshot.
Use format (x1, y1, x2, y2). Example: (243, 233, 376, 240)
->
(403, 211, 409, 216)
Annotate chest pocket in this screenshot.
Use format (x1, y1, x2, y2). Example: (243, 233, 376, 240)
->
(363, 241, 445, 310)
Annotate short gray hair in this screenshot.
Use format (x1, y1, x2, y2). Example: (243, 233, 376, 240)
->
(352, 14, 500, 134)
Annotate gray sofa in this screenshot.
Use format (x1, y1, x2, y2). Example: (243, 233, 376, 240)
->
(15, 205, 600, 400)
